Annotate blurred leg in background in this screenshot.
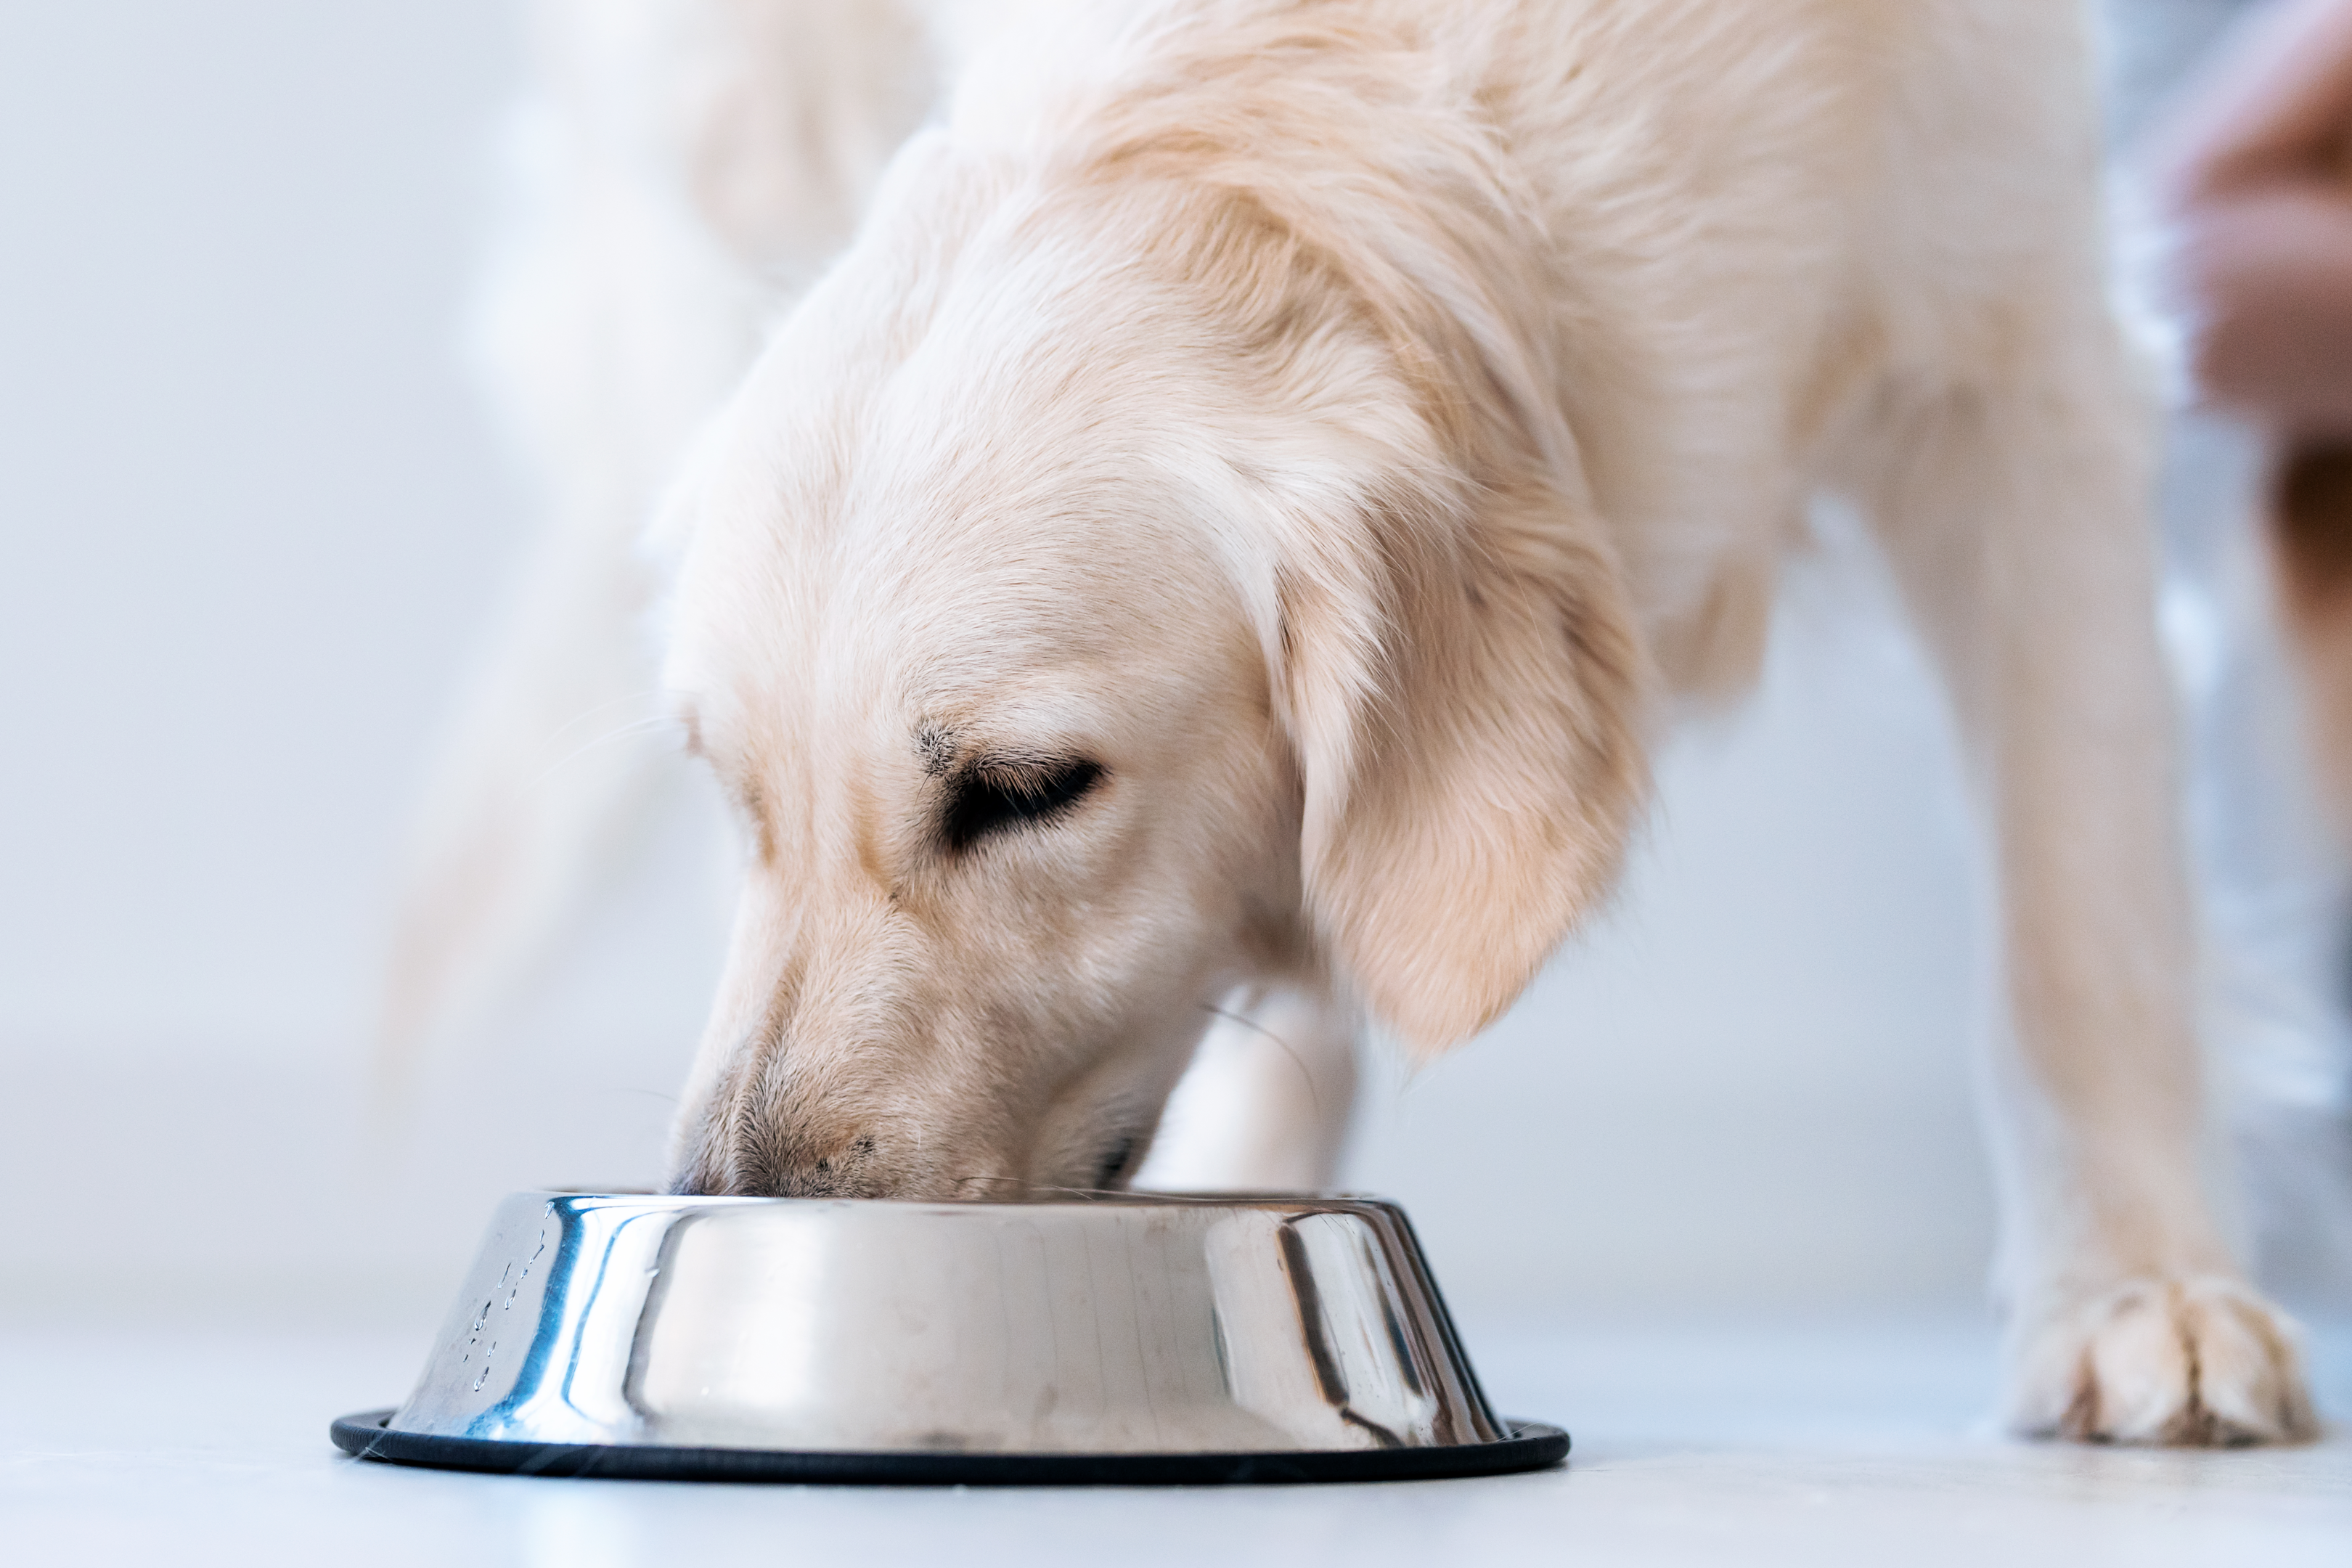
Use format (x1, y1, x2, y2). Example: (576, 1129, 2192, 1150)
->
(379, 1, 934, 1077)
(2112, 0, 2352, 1302)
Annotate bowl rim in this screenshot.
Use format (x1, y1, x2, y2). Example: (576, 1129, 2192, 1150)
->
(526, 1188, 1409, 1208)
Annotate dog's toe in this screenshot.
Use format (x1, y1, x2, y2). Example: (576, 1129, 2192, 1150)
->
(2007, 1277, 2319, 1446)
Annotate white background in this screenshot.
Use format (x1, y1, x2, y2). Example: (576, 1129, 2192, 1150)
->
(0, 0, 2020, 1334)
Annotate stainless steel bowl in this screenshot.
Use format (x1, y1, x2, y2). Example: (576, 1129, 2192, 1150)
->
(332, 1191, 1566, 1483)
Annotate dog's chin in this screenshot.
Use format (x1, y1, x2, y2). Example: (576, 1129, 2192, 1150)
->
(1025, 1096, 1172, 1197)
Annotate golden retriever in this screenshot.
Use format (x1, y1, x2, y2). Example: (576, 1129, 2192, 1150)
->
(390, 0, 2318, 1445)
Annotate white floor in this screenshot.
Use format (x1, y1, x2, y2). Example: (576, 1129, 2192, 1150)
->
(4, 1313, 2346, 1567)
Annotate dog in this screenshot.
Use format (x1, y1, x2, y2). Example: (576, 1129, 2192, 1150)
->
(388, 0, 2319, 1445)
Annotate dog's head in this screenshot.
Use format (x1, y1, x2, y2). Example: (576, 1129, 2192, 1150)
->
(658, 106, 1649, 1198)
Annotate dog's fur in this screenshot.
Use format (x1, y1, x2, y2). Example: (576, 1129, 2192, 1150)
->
(393, 0, 2320, 1444)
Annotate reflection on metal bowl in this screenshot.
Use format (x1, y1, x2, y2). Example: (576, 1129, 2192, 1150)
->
(331, 1191, 1567, 1484)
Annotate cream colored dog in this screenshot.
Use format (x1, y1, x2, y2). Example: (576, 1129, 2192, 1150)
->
(393, 0, 2319, 1445)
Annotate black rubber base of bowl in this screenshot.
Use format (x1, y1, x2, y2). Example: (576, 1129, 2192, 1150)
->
(330, 1409, 1567, 1486)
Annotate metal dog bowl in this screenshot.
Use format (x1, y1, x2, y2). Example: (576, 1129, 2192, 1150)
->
(332, 1191, 1566, 1484)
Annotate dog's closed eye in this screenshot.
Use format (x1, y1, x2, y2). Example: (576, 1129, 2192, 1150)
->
(942, 756, 1105, 852)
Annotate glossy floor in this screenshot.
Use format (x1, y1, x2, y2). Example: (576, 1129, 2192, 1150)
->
(4, 1313, 2345, 1566)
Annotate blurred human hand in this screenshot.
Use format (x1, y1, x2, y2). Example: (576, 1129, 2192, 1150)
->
(2157, 0, 2352, 438)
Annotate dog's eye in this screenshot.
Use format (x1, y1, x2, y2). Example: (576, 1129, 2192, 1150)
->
(942, 758, 1104, 852)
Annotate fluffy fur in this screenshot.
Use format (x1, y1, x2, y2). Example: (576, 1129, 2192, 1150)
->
(393, 0, 2319, 1445)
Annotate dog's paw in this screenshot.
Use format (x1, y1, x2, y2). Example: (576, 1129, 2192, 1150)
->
(2006, 1276, 2319, 1446)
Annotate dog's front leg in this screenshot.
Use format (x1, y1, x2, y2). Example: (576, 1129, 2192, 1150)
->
(1132, 984, 1360, 1193)
(1848, 335, 2318, 1444)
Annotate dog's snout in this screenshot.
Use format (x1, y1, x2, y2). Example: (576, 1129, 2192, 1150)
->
(749, 1130, 881, 1197)
(670, 1057, 894, 1199)
(674, 1124, 886, 1198)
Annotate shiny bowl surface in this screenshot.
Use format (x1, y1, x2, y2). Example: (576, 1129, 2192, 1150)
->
(383, 1190, 1508, 1457)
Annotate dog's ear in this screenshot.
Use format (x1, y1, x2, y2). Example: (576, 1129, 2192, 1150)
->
(1281, 476, 1649, 1053)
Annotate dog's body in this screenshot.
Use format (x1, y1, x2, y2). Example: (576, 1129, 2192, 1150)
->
(396, 0, 2318, 1442)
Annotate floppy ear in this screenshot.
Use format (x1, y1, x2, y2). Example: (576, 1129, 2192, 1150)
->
(1283, 475, 1649, 1053)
